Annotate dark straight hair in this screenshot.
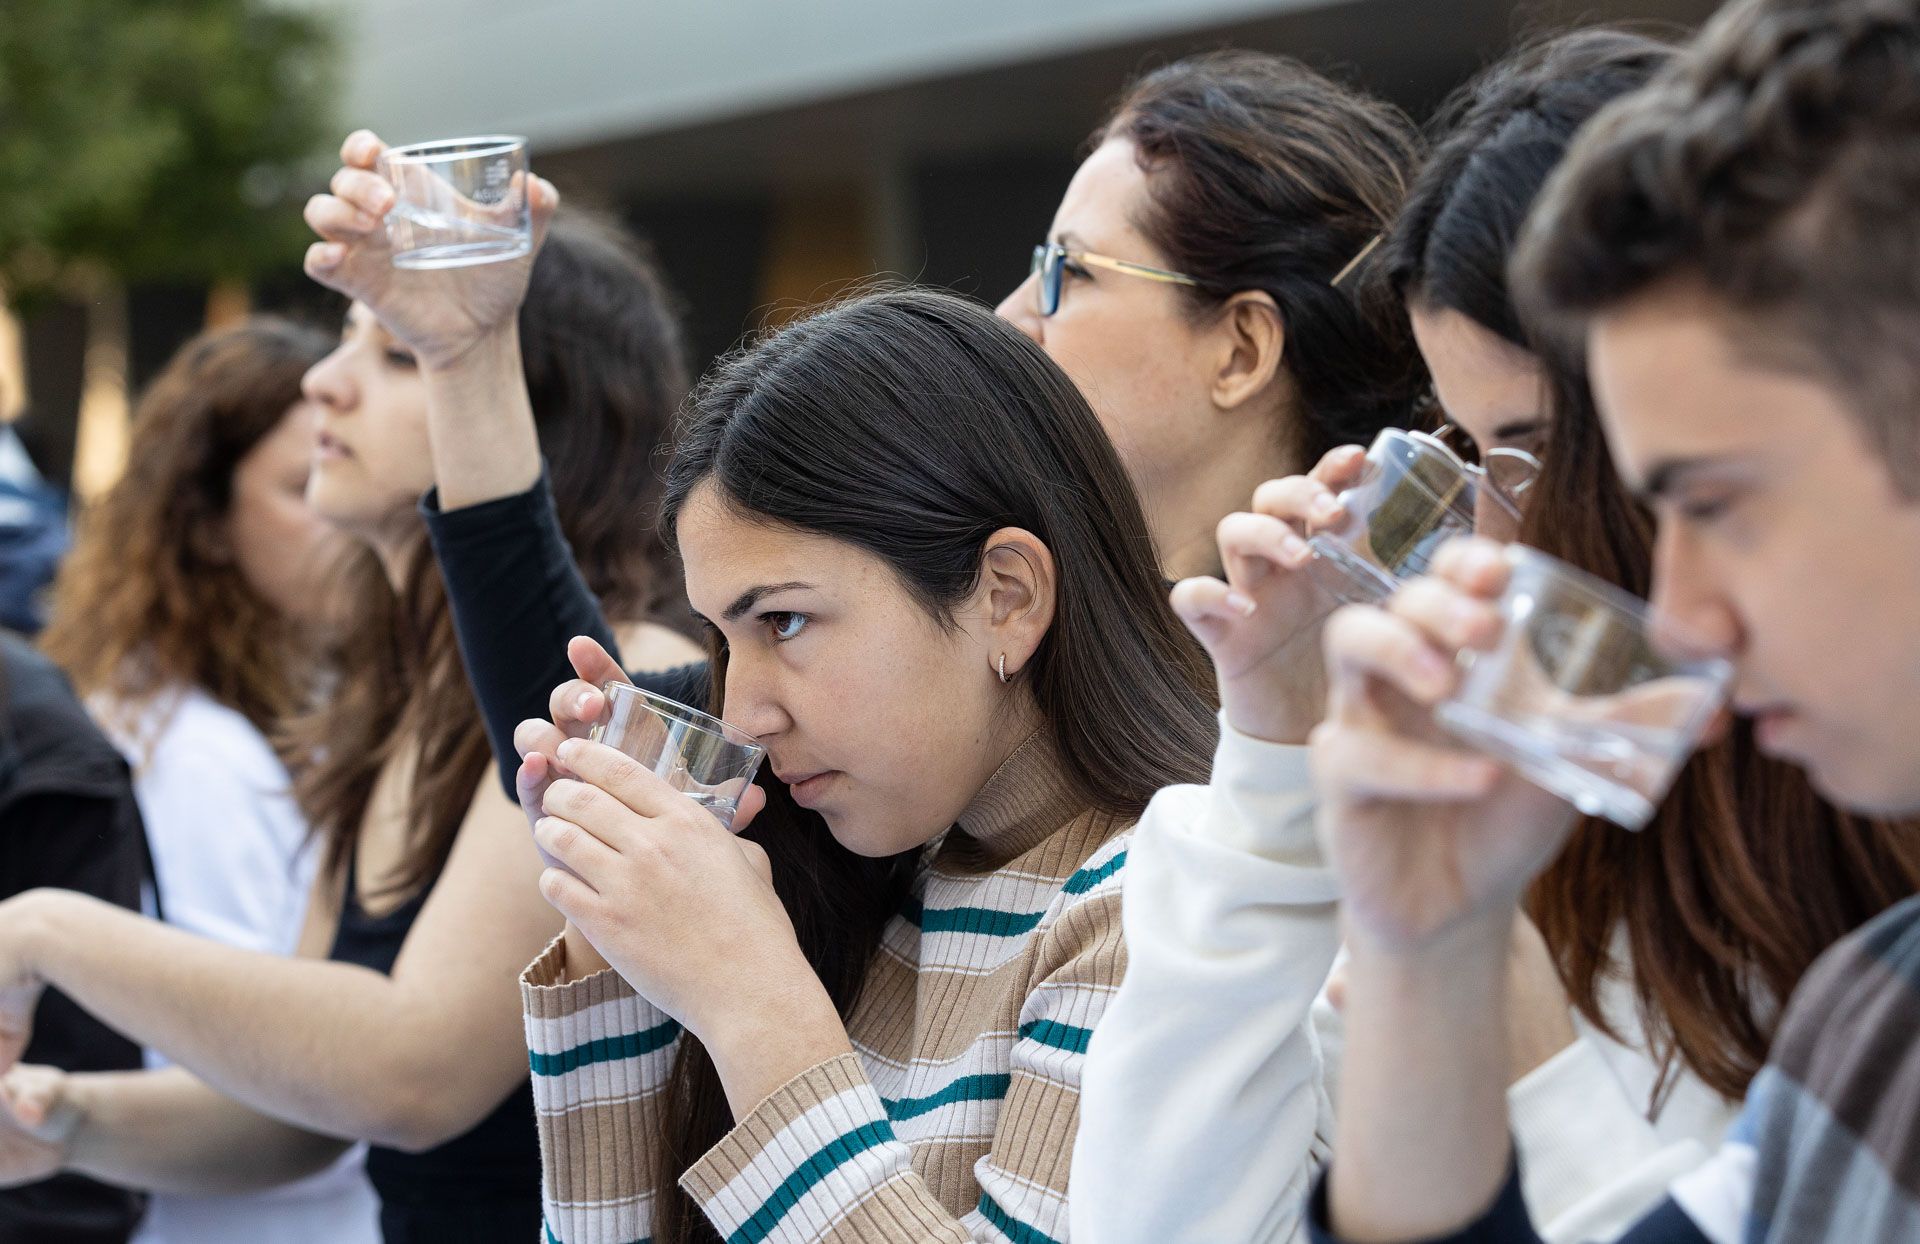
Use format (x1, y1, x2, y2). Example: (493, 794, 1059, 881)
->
(647, 287, 1218, 1242)
(1099, 50, 1430, 469)
(1389, 25, 1920, 1101)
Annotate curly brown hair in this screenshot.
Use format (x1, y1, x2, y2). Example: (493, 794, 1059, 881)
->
(42, 317, 337, 748)
(1514, 0, 1920, 495)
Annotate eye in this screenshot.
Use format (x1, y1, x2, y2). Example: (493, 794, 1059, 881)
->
(763, 611, 809, 642)
(1674, 492, 1735, 524)
(383, 348, 418, 370)
(1061, 258, 1092, 280)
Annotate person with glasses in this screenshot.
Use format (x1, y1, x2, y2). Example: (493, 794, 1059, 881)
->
(1073, 27, 1920, 1244)
(996, 50, 1427, 591)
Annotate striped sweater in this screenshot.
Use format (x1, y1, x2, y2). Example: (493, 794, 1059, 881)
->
(521, 735, 1130, 1244)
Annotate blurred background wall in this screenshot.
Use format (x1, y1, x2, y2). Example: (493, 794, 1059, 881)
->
(4, 0, 1719, 497)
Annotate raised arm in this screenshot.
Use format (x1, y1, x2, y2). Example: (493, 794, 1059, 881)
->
(1308, 540, 1577, 1243)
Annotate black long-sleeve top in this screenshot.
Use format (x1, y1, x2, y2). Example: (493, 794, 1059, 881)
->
(0, 634, 148, 1243)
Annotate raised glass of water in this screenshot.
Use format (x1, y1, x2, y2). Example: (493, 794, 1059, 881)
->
(589, 682, 764, 829)
(1435, 545, 1733, 830)
(1308, 428, 1482, 605)
(378, 136, 532, 270)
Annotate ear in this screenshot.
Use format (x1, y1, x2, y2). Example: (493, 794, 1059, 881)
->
(1210, 290, 1286, 412)
(974, 528, 1057, 681)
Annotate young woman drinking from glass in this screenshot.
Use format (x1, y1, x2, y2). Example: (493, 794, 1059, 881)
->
(509, 286, 1229, 1244)
(0, 214, 700, 1243)
(1073, 28, 1920, 1244)
(42, 317, 381, 1244)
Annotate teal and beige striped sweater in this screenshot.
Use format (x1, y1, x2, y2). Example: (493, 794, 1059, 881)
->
(521, 736, 1131, 1243)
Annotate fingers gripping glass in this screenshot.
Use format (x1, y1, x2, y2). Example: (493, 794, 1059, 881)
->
(1029, 242, 1198, 316)
(1437, 547, 1733, 830)
(588, 683, 765, 829)
(1306, 427, 1543, 604)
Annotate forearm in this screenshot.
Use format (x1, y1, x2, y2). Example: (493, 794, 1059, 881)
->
(1331, 913, 1515, 1242)
(65, 1067, 349, 1197)
(421, 325, 541, 510)
(20, 892, 486, 1147)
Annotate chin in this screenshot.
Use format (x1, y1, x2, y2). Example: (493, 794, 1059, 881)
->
(820, 811, 934, 859)
(1806, 751, 1920, 819)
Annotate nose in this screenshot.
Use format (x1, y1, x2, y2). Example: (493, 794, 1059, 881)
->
(718, 650, 792, 743)
(301, 343, 356, 412)
(1649, 522, 1742, 659)
(995, 273, 1044, 344)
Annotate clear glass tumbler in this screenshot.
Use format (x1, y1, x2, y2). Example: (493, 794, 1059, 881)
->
(1435, 546, 1733, 829)
(378, 135, 532, 270)
(589, 682, 765, 829)
(1308, 428, 1482, 604)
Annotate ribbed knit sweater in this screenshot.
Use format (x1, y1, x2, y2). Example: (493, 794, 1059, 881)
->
(521, 734, 1129, 1244)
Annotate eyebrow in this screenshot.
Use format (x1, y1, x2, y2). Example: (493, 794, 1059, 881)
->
(721, 581, 815, 623)
(1636, 456, 1720, 502)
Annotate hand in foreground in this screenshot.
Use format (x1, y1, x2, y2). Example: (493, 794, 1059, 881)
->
(1172, 444, 1366, 744)
(1311, 538, 1577, 953)
(303, 129, 559, 369)
(530, 737, 811, 1043)
(0, 1065, 75, 1187)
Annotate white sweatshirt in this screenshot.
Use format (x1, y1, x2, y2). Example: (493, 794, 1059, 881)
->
(1070, 722, 1738, 1243)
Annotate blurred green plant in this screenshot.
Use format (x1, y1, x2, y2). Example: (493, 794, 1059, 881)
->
(0, 0, 336, 304)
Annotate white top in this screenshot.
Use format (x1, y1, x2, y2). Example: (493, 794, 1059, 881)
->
(95, 685, 381, 1244)
(1070, 725, 1738, 1244)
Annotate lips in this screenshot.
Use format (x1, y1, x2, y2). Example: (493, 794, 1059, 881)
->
(775, 767, 838, 808)
(315, 429, 354, 460)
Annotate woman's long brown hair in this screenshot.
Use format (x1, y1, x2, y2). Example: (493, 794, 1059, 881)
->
(288, 210, 694, 901)
(43, 318, 336, 750)
(643, 289, 1219, 1242)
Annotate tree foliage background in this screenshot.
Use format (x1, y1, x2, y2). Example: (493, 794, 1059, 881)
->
(0, 1, 336, 304)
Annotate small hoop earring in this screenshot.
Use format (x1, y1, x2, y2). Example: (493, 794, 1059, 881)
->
(998, 653, 1008, 684)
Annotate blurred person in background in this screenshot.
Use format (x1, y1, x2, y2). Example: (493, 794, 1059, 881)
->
(40, 317, 382, 1244)
(0, 403, 71, 636)
(0, 632, 146, 1242)
(0, 213, 700, 1244)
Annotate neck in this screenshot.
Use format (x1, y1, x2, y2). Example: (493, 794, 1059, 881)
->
(1149, 410, 1299, 582)
(364, 527, 415, 593)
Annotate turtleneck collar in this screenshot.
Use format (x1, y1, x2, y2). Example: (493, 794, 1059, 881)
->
(946, 730, 1085, 868)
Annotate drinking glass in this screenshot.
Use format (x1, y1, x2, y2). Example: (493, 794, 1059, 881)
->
(589, 682, 765, 829)
(378, 136, 532, 269)
(1435, 546, 1733, 829)
(1307, 428, 1483, 604)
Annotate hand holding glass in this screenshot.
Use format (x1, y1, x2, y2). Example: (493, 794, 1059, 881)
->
(1308, 428, 1539, 604)
(1435, 546, 1732, 829)
(377, 136, 532, 270)
(589, 683, 765, 829)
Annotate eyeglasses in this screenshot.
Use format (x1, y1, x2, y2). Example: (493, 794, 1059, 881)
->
(1425, 424, 1543, 520)
(1029, 242, 1198, 317)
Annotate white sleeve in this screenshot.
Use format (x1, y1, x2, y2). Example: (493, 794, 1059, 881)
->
(1511, 1036, 1715, 1243)
(1069, 719, 1339, 1244)
(135, 708, 318, 959)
